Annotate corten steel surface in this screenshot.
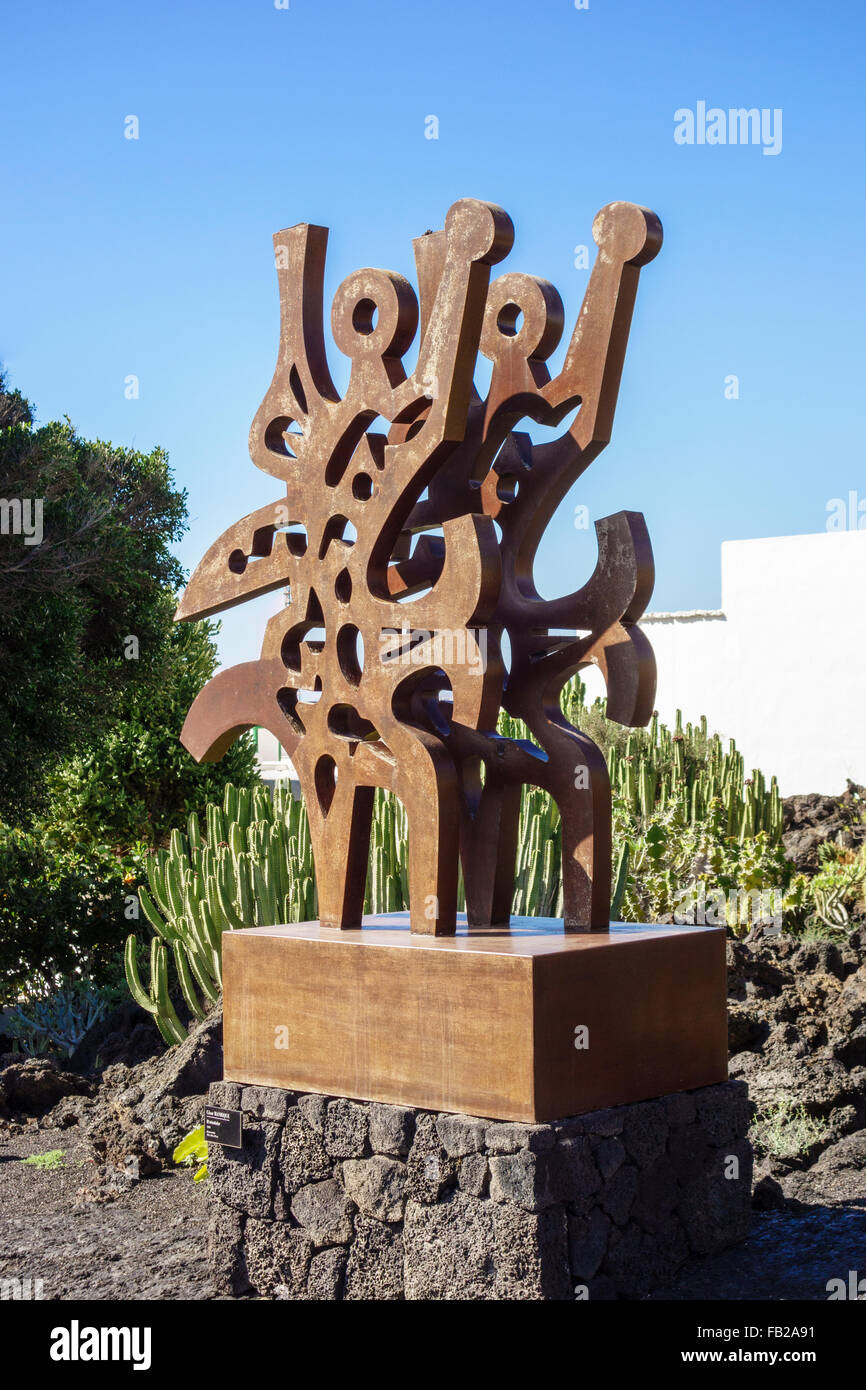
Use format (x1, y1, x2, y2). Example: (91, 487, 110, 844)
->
(223, 916, 727, 1122)
(176, 198, 662, 932)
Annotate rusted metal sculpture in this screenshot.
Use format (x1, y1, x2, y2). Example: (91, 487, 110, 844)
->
(177, 198, 662, 934)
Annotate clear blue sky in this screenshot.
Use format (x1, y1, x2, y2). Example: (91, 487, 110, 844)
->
(2, 0, 864, 669)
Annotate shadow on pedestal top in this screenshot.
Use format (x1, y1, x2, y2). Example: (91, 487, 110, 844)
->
(231, 912, 723, 957)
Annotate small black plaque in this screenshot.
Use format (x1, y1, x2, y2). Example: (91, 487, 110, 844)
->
(205, 1105, 243, 1149)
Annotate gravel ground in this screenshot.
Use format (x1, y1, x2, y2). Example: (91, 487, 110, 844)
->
(650, 1204, 866, 1300)
(0, 1124, 214, 1301)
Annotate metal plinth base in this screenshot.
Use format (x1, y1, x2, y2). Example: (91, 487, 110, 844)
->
(222, 914, 728, 1123)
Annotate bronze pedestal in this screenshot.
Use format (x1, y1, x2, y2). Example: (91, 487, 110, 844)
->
(223, 915, 727, 1123)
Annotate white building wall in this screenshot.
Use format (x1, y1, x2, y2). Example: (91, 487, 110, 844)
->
(255, 726, 297, 791)
(639, 531, 866, 796)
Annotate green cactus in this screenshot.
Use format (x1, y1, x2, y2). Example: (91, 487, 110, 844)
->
(125, 782, 321, 1041)
(124, 935, 186, 1045)
(610, 841, 630, 921)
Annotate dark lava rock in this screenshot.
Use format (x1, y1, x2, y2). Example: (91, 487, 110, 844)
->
(727, 925, 866, 1206)
(82, 1003, 223, 1174)
(69, 998, 164, 1074)
(782, 1130, 866, 1207)
(0, 1056, 93, 1117)
(782, 782, 866, 872)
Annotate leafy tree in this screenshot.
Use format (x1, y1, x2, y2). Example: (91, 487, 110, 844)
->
(45, 617, 257, 849)
(0, 369, 257, 998)
(0, 368, 256, 831)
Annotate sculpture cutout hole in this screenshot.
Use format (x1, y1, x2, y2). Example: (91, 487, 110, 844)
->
(335, 568, 352, 602)
(496, 303, 524, 337)
(352, 299, 379, 335)
(276, 686, 304, 734)
(363, 791, 407, 913)
(392, 668, 453, 740)
(352, 473, 374, 501)
(282, 525, 308, 557)
(265, 416, 303, 457)
(388, 527, 445, 603)
(228, 549, 247, 574)
(500, 629, 512, 679)
(315, 755, 337, 815)
(289, 365, 308, 415)
(281, 622, 326, 672)
(337, 624, 364, 685)
(496, 474, 520, 503)
(328, 705, 379, 742)
(378, 628, 429, 664)
(319, 515, 354, 558)
(530, 629, 590, 663)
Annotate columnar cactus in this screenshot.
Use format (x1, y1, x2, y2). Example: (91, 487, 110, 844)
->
(125, 783, 318, 1040)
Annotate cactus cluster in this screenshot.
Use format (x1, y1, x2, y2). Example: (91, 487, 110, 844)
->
(512, 784, 562, 918)
(125, 783, 316, 1043)
(126, 782, 428, 1040)
(604, 709, 784, 843)
(499, 681, 783, 922)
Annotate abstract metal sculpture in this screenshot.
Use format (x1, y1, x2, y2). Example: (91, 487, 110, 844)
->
(176, 198, 662, 935)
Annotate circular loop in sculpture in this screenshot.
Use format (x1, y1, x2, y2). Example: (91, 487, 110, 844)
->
(480, 273, 564, 363)
(331, 270, 418, 361)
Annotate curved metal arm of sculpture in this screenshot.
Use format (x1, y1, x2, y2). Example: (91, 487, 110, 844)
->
(503, 511, 655, 722)
(542, 202, 663, 449)
(451, 509, 654, 930)
(174, 498, 299, 623)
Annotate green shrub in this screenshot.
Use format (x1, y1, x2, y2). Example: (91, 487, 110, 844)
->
(0, 370, 188, 825)
(0, 821, 134, 1007)
(23, 1150, 66, 1171)
(0, 368, 259, 1008)
(43, 618, 258, 851)
(752, 1098, 829, 1161)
